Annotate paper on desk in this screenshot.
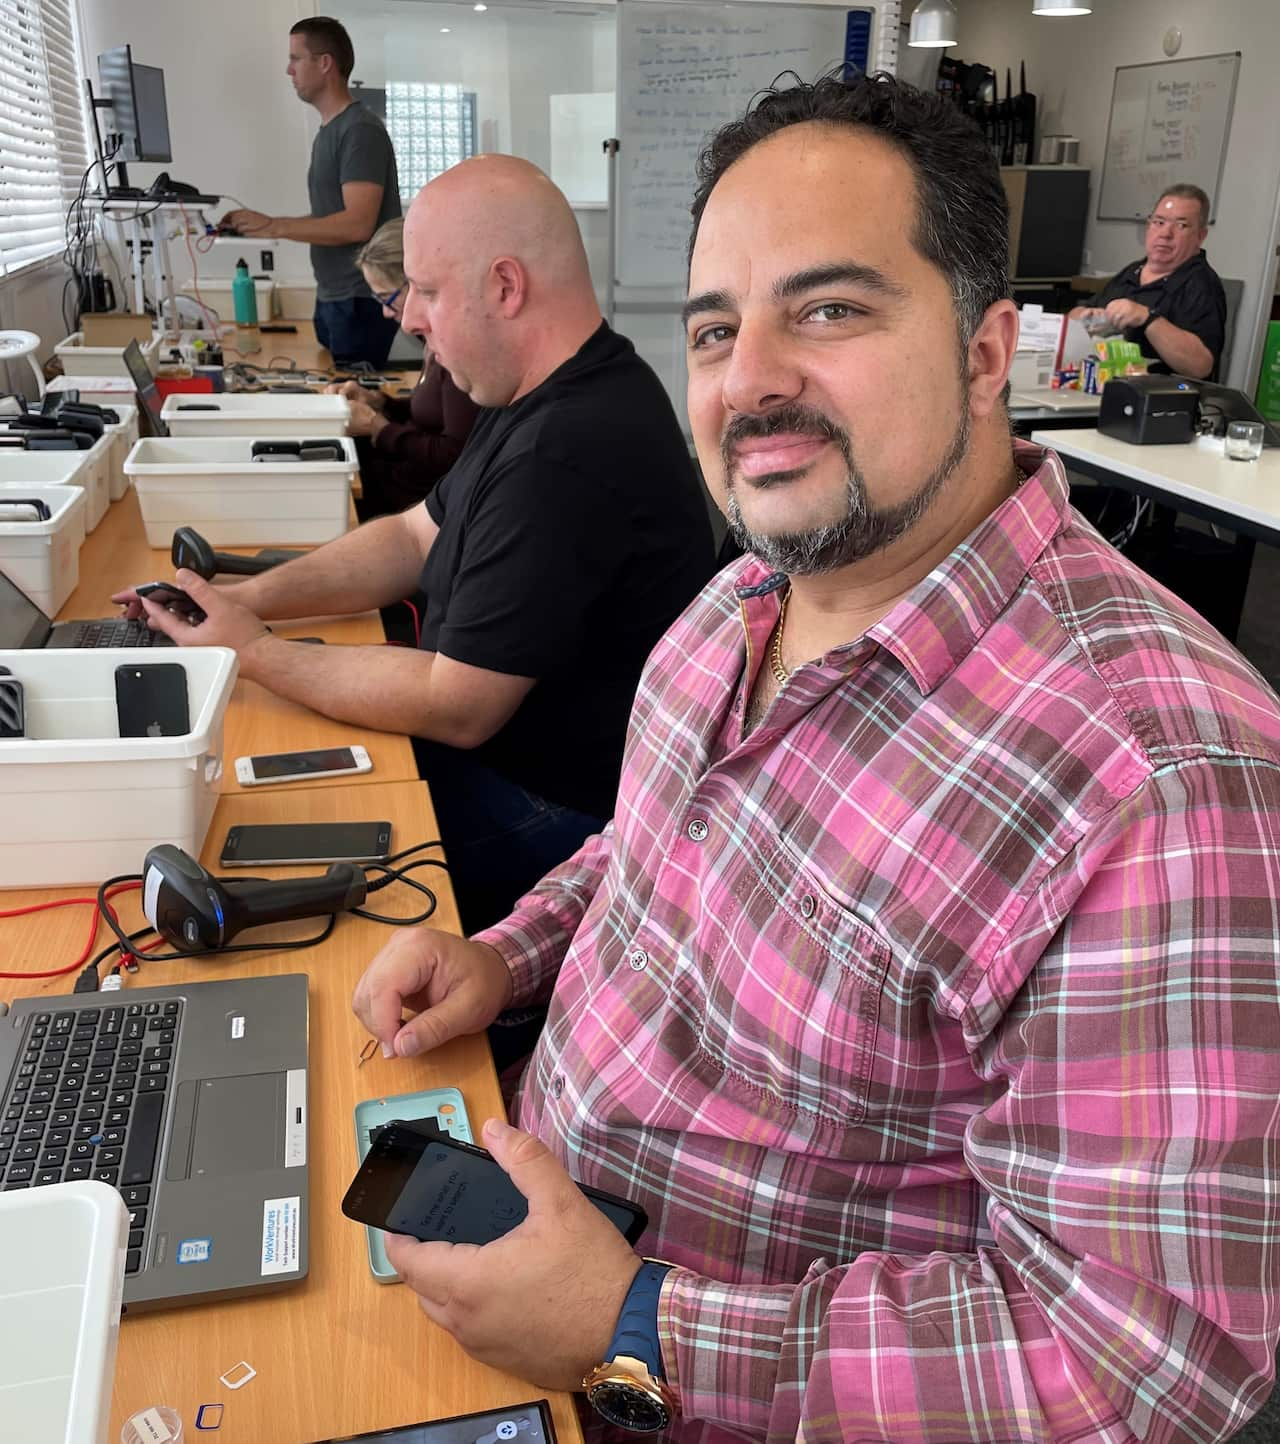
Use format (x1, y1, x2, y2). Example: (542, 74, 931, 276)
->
(1016, 308, 1095, 372)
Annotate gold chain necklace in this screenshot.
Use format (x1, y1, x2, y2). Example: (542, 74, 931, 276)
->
(769, 588, 791, 687)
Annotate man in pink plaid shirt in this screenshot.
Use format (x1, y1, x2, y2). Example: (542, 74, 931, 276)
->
(353, 72, 1280, 1442)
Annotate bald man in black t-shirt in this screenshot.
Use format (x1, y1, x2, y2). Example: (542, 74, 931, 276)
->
(1071, 184, 1227, 380)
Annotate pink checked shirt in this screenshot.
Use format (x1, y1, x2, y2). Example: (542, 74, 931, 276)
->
(476, 444, 1280, 1443)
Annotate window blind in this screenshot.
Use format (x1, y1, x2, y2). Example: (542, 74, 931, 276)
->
(0, 0, 89, 276)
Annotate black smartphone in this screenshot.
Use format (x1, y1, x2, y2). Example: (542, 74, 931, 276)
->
(175, 402, 221, 411)
(114, 663, 191, 738)
(342, 1123, 648, 1247)
(220, 820, 393, 867)
(250, 439, 302, 457)
(309, 1400, 557, 1444)
(135, 581, 206, 624)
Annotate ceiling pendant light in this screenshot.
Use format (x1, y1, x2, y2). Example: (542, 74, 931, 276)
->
(1032, 0, 1093, 15)
(908, 0, 958, 48)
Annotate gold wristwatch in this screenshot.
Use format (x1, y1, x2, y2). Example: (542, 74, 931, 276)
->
(583, 1261, 676, 1433)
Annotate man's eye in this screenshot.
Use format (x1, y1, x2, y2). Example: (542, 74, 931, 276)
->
(691, 324, 733, 349)
(805, 303, 859, 323)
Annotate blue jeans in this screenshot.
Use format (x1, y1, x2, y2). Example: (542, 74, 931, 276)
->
(413, 739, 607, 935)
(313, 297, 400, 368)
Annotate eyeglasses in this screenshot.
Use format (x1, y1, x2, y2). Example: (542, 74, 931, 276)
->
(371, 284, 404, 310)
(1146, 215, 1197, 232)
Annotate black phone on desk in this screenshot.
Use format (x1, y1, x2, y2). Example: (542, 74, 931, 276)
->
(341, 1123, 648, 1247)
(309, 1400, 557, 1444)
(220, 820, 392, 867)
(114, 663, 190, 737)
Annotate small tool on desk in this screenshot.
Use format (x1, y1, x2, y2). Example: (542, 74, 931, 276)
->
(357, 1037, 379, 1067)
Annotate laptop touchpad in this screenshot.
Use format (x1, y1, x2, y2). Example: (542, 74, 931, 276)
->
(167, 1075, 284, 1181)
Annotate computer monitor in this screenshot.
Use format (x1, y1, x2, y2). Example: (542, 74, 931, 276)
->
(97, 45, 172, 164)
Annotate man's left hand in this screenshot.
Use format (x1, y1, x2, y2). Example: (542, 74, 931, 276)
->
(346, 400, 384, 439)
(138, 569, 271, 659)
(1104, 298, 1151, 331)
(383, 1118, 645, 1389)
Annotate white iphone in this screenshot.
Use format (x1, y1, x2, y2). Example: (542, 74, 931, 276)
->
(234, 745, 373, 786)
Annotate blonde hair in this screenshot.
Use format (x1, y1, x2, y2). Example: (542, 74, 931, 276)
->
(356, 218, 405, 288)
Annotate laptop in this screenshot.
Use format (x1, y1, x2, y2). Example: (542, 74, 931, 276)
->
(0, 973, 309, 1310)
(123, 337, 169, 438)
(0, 565, 173, 648)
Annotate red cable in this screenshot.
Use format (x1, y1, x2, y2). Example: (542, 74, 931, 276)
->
(0, 881, 142, 980)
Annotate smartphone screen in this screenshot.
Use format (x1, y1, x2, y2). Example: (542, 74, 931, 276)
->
(220, 821, 392, 866)
(342, 1125, 646, 1246)
(249, 747, 358, 779)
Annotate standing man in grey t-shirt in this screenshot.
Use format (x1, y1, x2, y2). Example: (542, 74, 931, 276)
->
(224, 17, 402, 367)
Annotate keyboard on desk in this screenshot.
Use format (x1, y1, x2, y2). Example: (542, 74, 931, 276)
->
(67, 617, 171, 647)
(0, 1000, 182, 1275)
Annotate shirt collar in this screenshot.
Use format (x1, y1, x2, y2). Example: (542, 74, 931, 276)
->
(730, 442, 1071, 695)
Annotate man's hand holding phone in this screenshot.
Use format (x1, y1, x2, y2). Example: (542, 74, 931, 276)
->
(351, 928, 515, 1059)
(383, 1117, 645, 1392)
(112, 569, 271, 659)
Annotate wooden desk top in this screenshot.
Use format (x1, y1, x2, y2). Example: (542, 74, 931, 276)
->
(0, 781, 582, 1444)
(60, 489, 419, 792)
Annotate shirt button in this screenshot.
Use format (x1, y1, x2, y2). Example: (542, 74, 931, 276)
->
(686, 818, 709, 842)
(551, 1075, 564, 1099)
(799, 893, 817, 919)
(628, 948, 649, 971)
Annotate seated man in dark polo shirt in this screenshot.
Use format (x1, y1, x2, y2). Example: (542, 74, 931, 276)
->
(1070, 183, 1227, 379)
(115, 156, 714, 933)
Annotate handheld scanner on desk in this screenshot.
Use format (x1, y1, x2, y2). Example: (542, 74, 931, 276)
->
(142, 844, 368, 952)
(171, 526, 302, 580)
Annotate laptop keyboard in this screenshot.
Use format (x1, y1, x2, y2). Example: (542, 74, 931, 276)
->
(0, 1001, 183, 1274)
(71, 617, 165, 647)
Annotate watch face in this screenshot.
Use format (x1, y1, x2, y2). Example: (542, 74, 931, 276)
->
(589, 1381, 670, 1434)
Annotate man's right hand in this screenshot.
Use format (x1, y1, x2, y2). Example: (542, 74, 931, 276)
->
(325, 379, 387, 410)
(110, 577, 257, 622)
(352, 928, 515, 1059)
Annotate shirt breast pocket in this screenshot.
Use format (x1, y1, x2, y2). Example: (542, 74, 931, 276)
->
(694, 836, 890, 1129)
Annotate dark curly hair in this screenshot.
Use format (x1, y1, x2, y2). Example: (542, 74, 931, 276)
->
(689, 70, 1010, 344)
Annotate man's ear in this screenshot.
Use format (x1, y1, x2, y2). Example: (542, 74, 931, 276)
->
(967, 299, 1020, 420)
(489, 256, 528, 318)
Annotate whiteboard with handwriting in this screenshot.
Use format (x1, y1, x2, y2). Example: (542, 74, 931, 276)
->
(616, 1, 855, 286)
(1098, 53, 1239, 222)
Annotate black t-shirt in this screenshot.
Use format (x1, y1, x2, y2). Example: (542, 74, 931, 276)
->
(1096, 250, 1227, 378)
(420, 323, 714, 819)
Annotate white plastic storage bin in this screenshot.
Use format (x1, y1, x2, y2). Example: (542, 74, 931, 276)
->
(0, 1181, 128, 1444)
(182, 276, 276, 322)
(160, 392, 349, 438)
(0, 446, 109, 535)
(102, 401, 139, 501)
(0, 647, 238, 888)
(54, 330, 163, 379)
(124, 435, 358, 546)
(0, 484, 87, 617)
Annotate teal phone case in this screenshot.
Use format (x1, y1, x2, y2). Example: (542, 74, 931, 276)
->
(353, 1086, 473, 1282)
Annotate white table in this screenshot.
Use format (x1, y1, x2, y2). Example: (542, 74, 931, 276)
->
(1030, 431, 1280, 546)
(1031, 429, 1280, 643)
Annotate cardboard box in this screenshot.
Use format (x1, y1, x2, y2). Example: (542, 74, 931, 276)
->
(79, 313, 155, 348)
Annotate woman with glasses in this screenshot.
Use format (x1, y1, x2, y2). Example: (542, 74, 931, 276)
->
(1069, 183, 1226, 380)
(327, 218, 479, 518)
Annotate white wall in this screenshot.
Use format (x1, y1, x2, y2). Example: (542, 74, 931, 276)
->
(952, 0, 1280, 389)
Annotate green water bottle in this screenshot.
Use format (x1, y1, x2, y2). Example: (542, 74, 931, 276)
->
(232, 258, 258, 327)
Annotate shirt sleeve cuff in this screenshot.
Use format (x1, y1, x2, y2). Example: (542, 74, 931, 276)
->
(473, 898, 575, 1009)
(656, 1267, 791, 1437)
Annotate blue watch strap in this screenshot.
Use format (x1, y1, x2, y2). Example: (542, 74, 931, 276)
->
(606, 1261, 672, 1380)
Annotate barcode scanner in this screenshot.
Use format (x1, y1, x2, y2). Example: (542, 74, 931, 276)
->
(141, 844, 368, 952)
(171, 526, 305, 580)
